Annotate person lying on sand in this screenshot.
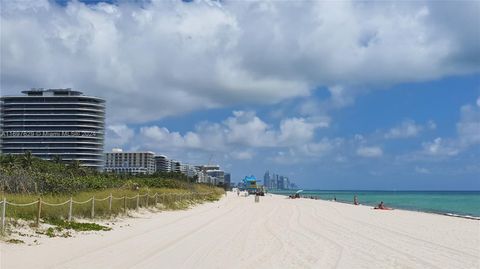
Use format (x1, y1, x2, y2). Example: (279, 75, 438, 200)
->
(374, 201, 393, 210)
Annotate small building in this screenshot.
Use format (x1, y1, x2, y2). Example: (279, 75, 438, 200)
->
(104, 150, 155, 175)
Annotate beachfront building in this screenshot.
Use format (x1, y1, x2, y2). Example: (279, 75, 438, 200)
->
(195, 164, 225, 185)
(104, 149, 155, 175)
(0, 88, 105, 170)
(180, 163, 198, 178)
(206, 169, 225, 186)
(155, 155, 171, 173)
(201, 164, 220, 171)
(196, 170, 210, 184)
(152, 155, 229, 185)
(224, 173, 231, 189)
(170, 160, 182, 173)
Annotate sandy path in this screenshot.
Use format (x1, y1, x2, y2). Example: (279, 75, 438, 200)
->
(1, 193, 479, 269)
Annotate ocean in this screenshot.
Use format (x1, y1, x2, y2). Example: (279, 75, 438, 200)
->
(270, 190, 480, 219)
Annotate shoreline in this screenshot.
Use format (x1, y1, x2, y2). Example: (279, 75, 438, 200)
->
(270, 191, 480, 220)
(2, 192, 479, 269)
(311, 196, 480, 221)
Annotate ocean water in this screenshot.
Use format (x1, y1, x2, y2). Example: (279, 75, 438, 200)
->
(270, 190, 480, 219)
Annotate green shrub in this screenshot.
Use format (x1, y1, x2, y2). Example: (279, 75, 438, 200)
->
(47, 219, 111, 232)
(0, 154, 214, 195)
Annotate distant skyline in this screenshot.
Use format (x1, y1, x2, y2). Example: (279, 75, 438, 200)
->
(1, 0, 479, 189)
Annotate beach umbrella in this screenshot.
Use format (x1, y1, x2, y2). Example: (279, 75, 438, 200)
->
(296, 190, 303, 194)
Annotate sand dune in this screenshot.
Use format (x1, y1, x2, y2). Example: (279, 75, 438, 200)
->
(1, 193, 479, 269)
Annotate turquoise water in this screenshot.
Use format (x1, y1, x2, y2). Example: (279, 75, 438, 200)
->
(270, 190, 480, 218)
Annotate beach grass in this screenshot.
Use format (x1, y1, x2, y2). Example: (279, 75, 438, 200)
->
(1, 184, 223, 224)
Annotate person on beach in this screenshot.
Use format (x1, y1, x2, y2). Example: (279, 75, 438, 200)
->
(354, 195, 359, 205)
(374, 201, 392, 210)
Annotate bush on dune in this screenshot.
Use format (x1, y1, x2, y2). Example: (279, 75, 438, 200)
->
(0, 154, 217, 195)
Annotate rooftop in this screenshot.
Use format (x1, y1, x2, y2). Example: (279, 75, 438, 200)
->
(21, 88, 84, 96)
(106, 150, 155, 155)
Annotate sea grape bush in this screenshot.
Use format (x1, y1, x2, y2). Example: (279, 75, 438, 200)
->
(0, 154, 197, 194)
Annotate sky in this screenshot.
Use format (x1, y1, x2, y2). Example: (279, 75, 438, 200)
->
(1, 0, 479, 190)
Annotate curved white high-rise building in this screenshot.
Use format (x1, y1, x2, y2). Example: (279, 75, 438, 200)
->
(0, 88, 105, 169)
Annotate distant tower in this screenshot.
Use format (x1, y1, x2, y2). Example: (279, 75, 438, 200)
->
(263, 170, 270, 189)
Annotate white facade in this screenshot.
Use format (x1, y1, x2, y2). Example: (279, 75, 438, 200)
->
(206, 169, 225, 185)
(170, 160, 182, 173)
(155, 155, 171, 173)
(1, 88, 105, 170)
(195, 164, 224, 185)
(104, 150, 155, 175)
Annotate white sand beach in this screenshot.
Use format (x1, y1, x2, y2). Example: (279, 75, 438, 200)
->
(1, 193, 479, 269)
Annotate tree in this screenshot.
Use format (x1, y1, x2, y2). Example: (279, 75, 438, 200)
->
(0, 154, 16, 169)
(21, 151, 33, 169)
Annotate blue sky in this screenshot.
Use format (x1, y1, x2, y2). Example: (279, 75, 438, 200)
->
(1, 0, 479, 189)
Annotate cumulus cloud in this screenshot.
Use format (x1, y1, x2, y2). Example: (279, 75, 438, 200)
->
(300, 138, 343, 157)
(105, 124, 134, 149)
(356, 146, 383, 158)
(115, 110, 327, 155)
(140, 126, 204, 150)
(417, 97, 480, 158)
(278, 118, 317, 146)
(224, 111, 276, 147)
(103, 109, 348, 166)
(1, 0, 479, 124)
(415, 166, 430, 174)
(384, 119, 435, 139)
(457, 98, 480, 146)
(230, 150, 254, 160)
(421, 137, 459, 157)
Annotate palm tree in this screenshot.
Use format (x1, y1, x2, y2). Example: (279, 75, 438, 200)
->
(69, 160, 88, 176)
(21, 151, 33, 169)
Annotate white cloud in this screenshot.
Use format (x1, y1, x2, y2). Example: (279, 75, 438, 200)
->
(120, 111, 327, 157)
(224, 111, 276, 147)
(457, 100, 480, 146)
(301, 138, 343, 157)
(356, 146, 383, 157)
(416, 97, 479, 158)
(415, 166, 430, 174)
(1, 1, 479, 124)
(230, 150, 254, 160)
(278, 118, 317, 146)
(140, 126, 205, 149)
(105, 124, 134, 148)
(328, 86, 355, 108)
(385, 119, 435, 139)
(427, 120, 437, 130)
(421, 137, 459, 157)
(354, 134, 365, 142)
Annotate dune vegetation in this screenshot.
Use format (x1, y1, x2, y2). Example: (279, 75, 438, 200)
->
(0, 153, 224, 233)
